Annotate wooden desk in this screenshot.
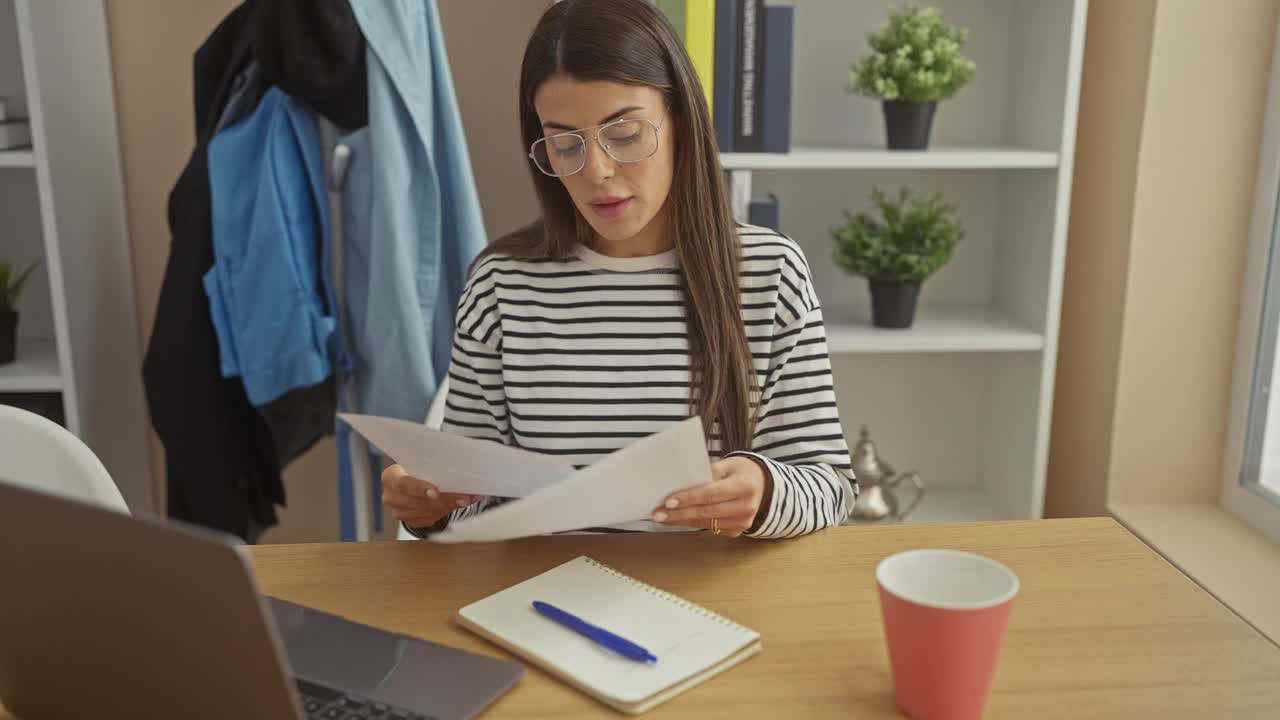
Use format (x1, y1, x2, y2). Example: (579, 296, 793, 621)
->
(2, 519, 1276, 718)
(244, 518, 1279, 719)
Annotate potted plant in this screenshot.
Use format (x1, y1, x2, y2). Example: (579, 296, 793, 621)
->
(0, 258, 38, 365)
(831, 187, 963, 329)
(847, 5, 976, 150)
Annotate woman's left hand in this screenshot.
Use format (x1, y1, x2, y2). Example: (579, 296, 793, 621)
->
(652, 456, 772, 538)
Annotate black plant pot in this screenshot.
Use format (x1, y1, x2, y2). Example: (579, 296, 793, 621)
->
(868, 280, 921, 329)
(0, 310, 17, 365)
(882, 100, 937, 150)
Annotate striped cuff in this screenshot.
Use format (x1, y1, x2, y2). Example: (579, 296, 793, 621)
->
(401, 514, 450, 539)
(731, 452, 853, 539)
(404, 496, 508, 538)
(727, 451, 791, 540)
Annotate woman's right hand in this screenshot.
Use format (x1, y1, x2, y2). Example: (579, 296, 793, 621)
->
(381, 464, 479, 531)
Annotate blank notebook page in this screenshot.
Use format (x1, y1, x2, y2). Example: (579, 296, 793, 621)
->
(457, 556, 760, 705)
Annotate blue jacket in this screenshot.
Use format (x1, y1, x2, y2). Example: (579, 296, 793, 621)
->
(204, 86, 336, 406)
(342, 0, 488, 421)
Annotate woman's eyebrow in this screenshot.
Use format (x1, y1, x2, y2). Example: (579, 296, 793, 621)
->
(542, 105, 645, 131)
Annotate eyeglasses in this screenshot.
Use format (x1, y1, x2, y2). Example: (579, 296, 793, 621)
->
(528, 110, 667, 178)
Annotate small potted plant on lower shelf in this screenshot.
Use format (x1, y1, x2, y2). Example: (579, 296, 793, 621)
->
(831, 186, 963, 329)
(0, 257, 38, 365)
(847, 5, 976, 150)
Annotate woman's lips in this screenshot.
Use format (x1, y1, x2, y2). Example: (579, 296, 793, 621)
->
(590, 196, 634, 219)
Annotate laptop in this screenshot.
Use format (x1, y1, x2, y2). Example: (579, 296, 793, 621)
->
(0, 481, 524, 720)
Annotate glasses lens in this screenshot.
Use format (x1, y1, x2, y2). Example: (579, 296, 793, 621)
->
(532, 134, 586, 176)
(600, 120, 658, 162)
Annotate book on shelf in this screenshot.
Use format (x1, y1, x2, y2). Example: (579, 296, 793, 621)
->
(684, 0, 716, 117)
(748, 192, 780, 231)
(658, 1, 794, 155)
(712, 0, 739, 151)
(761, 5, 794, 153)
(732, 0, 765, 152)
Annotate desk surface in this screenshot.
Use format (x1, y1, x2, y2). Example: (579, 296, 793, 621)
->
(244, 518, 1278, 719)
(2, 519, 1276, 718)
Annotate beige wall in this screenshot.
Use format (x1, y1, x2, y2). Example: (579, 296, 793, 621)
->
(1047, 0, 1280, 515)
(104, 0, 240, 515)
(1045, 0, 1156, 519)
(437, 0, 543, 240)
(105, 0, 544, 541)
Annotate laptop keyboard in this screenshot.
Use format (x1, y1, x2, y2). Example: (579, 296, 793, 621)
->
(296, 677, 436, 720)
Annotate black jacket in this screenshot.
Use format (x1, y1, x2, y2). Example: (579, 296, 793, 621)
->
(143, 0, 365, 541)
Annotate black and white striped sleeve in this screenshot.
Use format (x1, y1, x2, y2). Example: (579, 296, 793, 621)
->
(441, 259, 509, 445)
(737, 303, 857, 539)
(408, 261, 510, 535)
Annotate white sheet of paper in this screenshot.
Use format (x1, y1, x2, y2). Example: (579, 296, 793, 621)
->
(337, 413, 575, 498)
(430, 417, 712, 543)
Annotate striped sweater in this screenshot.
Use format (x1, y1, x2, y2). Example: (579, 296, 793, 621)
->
(428, 225, 856, 539)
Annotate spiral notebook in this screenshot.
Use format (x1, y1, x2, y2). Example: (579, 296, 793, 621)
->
(455, 556, 762, 714)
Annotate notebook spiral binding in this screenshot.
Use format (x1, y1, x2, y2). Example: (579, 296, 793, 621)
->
(583, 558, 752, 634)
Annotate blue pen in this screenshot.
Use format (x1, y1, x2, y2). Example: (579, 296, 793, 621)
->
(532, 601, 658, 663)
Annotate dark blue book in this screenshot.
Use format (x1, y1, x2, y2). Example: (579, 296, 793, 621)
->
(762, 5, 794, 153)
(734, 0, 766, 151)
(713, 0, 739, 152)
(748, 193, 780, 231)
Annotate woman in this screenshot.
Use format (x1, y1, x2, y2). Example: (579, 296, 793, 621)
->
(383, 0, 855, 539)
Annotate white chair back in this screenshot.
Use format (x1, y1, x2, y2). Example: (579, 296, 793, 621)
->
(424, 375, 449, 430)
(0, 404, 129, 514)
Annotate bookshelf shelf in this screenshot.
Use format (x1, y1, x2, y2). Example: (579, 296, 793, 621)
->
(824, 305, 1044, 354)
(841, 487, 1015, 526)
(721, 146, 1059, 170)
(0, 338, 61, 392)
(0, 148, 34, 167)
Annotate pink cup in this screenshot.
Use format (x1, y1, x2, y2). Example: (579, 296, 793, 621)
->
(876, 549, 1019, 720)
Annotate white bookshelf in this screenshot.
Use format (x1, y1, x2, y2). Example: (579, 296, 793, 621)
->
(733, 0, 1087, 524)
(0, 0, 151, 507)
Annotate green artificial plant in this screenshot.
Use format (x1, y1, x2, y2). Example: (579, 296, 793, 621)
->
(847, 5, 976, 102)
(0, 258, 38, 313)
(831, 187, 964, 283)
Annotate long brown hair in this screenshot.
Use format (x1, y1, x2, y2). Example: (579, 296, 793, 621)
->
(487, 0, 755, 453)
